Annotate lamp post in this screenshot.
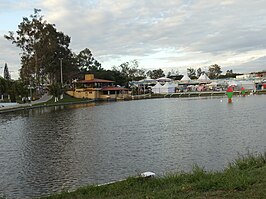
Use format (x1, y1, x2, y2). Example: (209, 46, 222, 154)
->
(59, 58, 63, 85)
(59, 58, 63, 99)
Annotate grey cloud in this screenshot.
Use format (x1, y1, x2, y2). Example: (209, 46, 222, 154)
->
(2, 0, 266, 78)
(233, 56, 266, 73)
(0, 36, 21, 78)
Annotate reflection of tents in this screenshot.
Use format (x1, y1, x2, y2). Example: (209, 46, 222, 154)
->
(180, 74, 191, 82)
(160, 82, 176, 93)
(198, 73, 210, 82)
(151, 82, 163, 94)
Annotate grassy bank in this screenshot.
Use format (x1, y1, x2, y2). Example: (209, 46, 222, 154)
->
(33, 94, 93, 106)
(0, 94, 93, 114)
(42, 153, 266, 199)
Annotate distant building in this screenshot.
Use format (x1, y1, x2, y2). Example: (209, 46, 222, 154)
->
(236, 71, 266, 80)
(235, 73, 256, 80)
(253, 71, 266, 78)
(66, 74, 130, 100)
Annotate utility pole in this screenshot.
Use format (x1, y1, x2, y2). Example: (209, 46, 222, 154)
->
(59, 58, 64, 99)
(59, 58, 63, 85)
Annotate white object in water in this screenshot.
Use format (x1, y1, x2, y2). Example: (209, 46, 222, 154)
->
(140, 171, 156, 178)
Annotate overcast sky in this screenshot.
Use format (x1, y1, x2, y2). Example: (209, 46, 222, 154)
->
(1, 0, 266, 79)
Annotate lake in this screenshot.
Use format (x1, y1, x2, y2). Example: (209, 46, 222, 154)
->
(0, 95, 266, 198)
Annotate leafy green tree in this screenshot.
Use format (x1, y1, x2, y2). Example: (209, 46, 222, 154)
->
(146, 68, 165, 79)
(77, 48, 102, 73)
(167, 69, 179, 78)
(208, 64, 222, 79)
(187, 67, 196, 78)
(112, 60, 146, 86)
(0, 77, 7, 94)
(197, 68, 202, 77)
(76, 48, 106, 80)
(4, 63, 11, 80)
(49, 83, 62, 98)
(218, 69, 238, 79)
(226, 69, 233, 75)
(0, 77, 27, 101)
(4, 9, 78, 85)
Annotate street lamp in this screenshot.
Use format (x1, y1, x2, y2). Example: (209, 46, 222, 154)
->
(59, 58, 63, 85)
(59, 58, 64, 100)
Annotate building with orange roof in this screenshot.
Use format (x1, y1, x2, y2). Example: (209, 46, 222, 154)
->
(66, 74, 130, 100)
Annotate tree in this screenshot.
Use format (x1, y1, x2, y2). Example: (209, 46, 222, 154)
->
(197, 68, 202, 78)
(4, 9, 78, 85)
(146, 69, 165, 79)
(187, 67, 196, 78)
(208, 64, 222, 79)
(112, 60, 146, 86)
(0, 77, 7, 94)
(0, 77, 27, 101)
(218, 69, 238, 79)
(167, 69, 179, 78)
(4, 63, 11, 80)
(76, 48, 104, 79)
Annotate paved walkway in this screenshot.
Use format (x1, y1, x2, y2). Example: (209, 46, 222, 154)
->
(0, 93, 53, 112)
(31, 93, 53, 104)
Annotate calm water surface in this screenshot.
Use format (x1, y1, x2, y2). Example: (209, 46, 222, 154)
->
(0, 95, 266, 198)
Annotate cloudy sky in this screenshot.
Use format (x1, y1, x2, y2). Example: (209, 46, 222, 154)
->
(1, 0, 266, 79)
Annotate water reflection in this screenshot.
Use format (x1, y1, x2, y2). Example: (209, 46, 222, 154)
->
(19, 113, 77, 197)
(0, 95, 266, 198)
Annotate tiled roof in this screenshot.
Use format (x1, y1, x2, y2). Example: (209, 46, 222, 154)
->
(101, 87, 129, 91)
(79, 78, 114, 83)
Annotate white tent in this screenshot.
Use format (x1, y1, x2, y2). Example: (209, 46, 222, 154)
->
(198, 73, 210, 82)
(180, 74, 191, 82)
(151, 82, 163, 94)
(160, 82, 176, 93)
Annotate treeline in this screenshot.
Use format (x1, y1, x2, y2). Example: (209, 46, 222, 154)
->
(4, 9, 148, 88)
(3, 9, 239, 101)
(186, 64, 240, 79)
(3, 9, 185, 89)
(0, 63, 27, 102)
(0, 77, 27, 102)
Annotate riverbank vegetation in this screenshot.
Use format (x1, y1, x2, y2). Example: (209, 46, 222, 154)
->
(42, 153, 266, 199)
(0, 76, 27, 102)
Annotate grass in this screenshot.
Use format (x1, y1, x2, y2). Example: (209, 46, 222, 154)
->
(42, 152, 266, 199)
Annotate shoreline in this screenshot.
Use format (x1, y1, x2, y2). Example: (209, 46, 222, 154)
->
(0, 99, 94, 114)
(41, 152, 266, 199)
(1, 90, 265, 114)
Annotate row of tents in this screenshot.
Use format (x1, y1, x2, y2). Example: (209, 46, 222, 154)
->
(134, 73, 259, 94)
(143, 73, 211, 94)
(152, 82, 176, 94)
(138, 73, 211, 84)
(151, 80, 257, 94)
